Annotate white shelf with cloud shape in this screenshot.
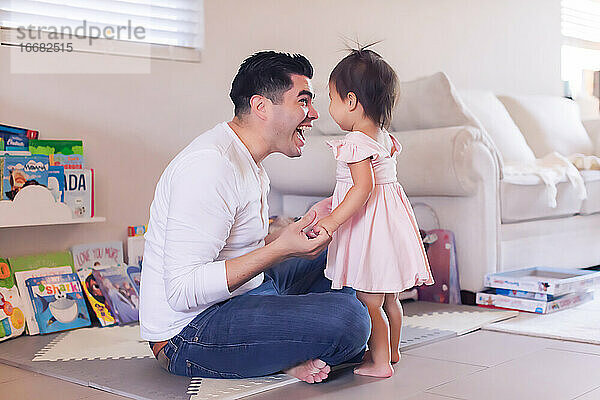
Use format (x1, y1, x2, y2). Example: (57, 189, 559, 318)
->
(0, 185, 105, 228)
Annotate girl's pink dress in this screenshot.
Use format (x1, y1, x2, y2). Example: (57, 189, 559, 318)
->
(325, 131, 434, 292)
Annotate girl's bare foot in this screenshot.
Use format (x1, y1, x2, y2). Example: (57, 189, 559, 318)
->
(391, 349, 401, 363)
(353, 360, 394, 378)
(284, 359, 331, 383)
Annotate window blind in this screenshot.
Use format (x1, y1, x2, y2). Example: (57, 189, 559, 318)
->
(0, 0, 203, 49)
(562, 0, 600, 44)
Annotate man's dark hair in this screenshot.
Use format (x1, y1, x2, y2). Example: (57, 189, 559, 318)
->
(230, 51, 314, 116)
(329, 48, 399, 129)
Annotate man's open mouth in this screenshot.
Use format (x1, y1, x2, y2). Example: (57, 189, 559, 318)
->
(294, 125, 310, 147)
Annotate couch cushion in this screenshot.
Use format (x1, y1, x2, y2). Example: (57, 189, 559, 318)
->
(501, 175, 582, 223)
(498, 95, 594, 157)
(580, 170, 600, 215)
(458, 90, 536, 164)
(391, 72, 480, 131)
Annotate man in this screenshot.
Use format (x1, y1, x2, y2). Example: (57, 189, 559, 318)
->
(140, 51, 370, 383)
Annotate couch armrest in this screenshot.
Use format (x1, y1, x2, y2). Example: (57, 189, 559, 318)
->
(583, 119, 600, 155)
(393, 125, 500, 196)
(264, 125, 500, 198)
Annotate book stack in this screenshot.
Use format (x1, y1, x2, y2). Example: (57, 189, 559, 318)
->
(0, 122, 94, 219)
(476, 267, 600, 314)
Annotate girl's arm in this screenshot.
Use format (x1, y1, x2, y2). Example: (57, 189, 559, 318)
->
(314, 159, 374, 235)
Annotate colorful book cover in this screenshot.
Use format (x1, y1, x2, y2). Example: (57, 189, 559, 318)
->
(64, 169, 94, 218)
(0, 258, 14, 289)
(71, 241, 123, 270)
(126, 265, 141, 293)
(92, 266, 139, 325)
(77, 268, 116, 327)
(0, 131, 28, 152)
(26, 273, 90, 334)
(29, 139, 83, 156)
(126, 236, 145, 268)
(51, 154, 84, 170)
(0, 123, 39, 139)
(29, 139, 84, 170)
(47, 165, 65, 202)
(0, 287, 26, 342)
(14, 266, 74, 335)
(0, 259, 26, 341)
(2, 155, 50, 200)
(8, 251, 74, 278)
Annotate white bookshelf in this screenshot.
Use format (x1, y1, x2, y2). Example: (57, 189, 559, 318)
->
(1, 216, 106, 229)
(0, 185, 105, 228)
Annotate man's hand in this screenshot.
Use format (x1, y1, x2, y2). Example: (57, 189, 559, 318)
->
(272, 210, 331, 259)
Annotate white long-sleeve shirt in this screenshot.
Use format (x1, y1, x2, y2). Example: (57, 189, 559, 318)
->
(140, 122, 269, 341)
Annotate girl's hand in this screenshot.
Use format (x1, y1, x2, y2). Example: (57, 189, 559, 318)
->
(313, 216, 340, 237)
(272, 210, 332, 259)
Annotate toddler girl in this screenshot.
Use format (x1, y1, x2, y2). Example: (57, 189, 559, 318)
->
(313, 48, 434, 378)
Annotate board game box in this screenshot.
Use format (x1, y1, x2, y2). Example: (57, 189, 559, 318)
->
(484, 267, 600, 296)
(477, 289, 593, 314)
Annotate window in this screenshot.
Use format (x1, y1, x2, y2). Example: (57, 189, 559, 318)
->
(561, 0, 600, 117)
(0, 0, 204, 61)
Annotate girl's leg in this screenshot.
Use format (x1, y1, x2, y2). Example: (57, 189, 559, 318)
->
(354, 291, 394, 378)
(383, 293, 403, 363)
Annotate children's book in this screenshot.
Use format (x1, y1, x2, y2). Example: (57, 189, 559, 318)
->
(14, 266, 74, 335)
(47, 165, 65, 202)
(76, 268, 116, 327)
(71, 241, 124, 270)
(26, 273, 90, 334)
(64, 169, 94, 218)
(8, 251, 74, 278)
(126, 265, 141, 293)
(126, 236, 145, 268)
(0, 131, 28, 153)
(2, 155, 50, 200)
(0, 257, 14, 289)
(0, 258, 26, 341)
(0, 123, 39, 140)
(9, 251, 75, 335)
(92, 266, 139, 325)
(0, 286, 26, 341)
(29, 139, 83, 170)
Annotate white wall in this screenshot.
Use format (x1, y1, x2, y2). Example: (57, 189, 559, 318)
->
(0, 0, 561, 258)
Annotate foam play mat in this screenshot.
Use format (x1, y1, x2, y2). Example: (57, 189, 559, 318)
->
(33, 325, 153, 361)
(0, 302, 517, 400)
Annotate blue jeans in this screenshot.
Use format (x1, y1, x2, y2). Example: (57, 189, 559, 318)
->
(159, 252, 371, 378)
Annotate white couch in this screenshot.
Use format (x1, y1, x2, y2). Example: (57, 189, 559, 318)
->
(264, 72, 600, 293)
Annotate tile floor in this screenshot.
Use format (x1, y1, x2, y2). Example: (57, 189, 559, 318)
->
(1, 330, 600, 400)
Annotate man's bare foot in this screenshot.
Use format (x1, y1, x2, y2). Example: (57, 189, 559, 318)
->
(391, 350, 401, 364)
(353, 361, 394, 378)
(284, 359, 331, 383)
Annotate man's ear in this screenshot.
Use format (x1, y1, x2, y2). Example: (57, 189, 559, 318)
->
(250, 94, 270, 121)
(346, 92, 358, 112)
